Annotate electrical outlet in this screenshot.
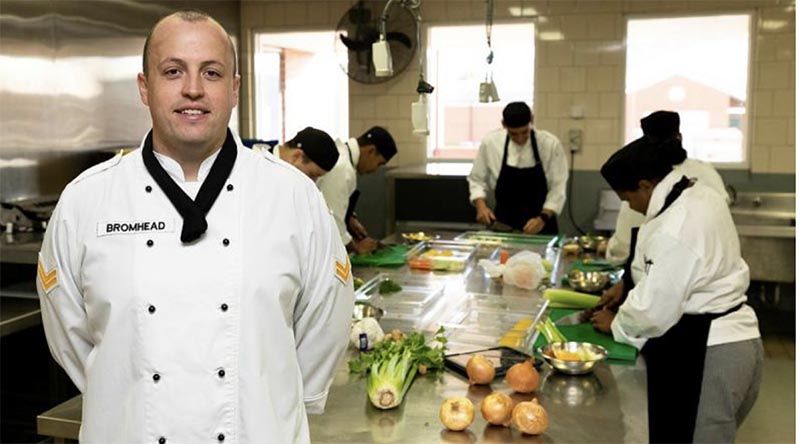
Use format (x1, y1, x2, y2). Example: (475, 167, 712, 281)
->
(568, 129, 582, 153)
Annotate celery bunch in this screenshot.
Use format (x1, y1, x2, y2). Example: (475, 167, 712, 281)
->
(349, 327, 447, 409)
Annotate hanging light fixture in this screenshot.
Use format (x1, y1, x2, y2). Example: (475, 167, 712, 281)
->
(479, 0, 500, 103)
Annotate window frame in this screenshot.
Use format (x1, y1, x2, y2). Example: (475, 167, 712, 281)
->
(623, 11, 755, 170)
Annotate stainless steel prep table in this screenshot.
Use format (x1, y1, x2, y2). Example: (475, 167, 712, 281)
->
(37, 231, 648, 443)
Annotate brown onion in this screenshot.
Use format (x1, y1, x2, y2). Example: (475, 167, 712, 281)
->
(439, 397, 475, 431)
(505, 360, 539, 393)
(512, 399, 549, 435)
(480, 392, 513, 426)
(466, 354, 495, 385)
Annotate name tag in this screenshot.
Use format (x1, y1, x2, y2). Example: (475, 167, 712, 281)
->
(97, 219, 176, 237)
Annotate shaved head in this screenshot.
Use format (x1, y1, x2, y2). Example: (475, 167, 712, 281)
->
(142, 10, 237, 77)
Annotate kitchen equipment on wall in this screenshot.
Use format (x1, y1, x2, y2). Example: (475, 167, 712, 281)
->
(335, 0, 418, 84)
(479, 0, 500, 103)
(1, 195, 59, 233)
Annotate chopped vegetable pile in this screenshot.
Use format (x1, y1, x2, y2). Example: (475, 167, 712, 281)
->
(378, 279, 403, 294)
(536, 318, 567, 344)
(349, 327, 448, 409)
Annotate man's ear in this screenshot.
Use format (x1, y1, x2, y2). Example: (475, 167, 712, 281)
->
(137, 72, 149, 106)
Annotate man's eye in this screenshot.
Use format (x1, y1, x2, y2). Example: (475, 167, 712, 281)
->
(164, 68, 181, 77)
(205, 70, 222, 79)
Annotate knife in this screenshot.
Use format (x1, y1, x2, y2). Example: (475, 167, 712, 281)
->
(487, 220, 514, 232)
(555, 310, 590, 326)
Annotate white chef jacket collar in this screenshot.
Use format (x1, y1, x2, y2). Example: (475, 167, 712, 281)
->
(644, 168, 684, 222)
(152, 148, 222, 184)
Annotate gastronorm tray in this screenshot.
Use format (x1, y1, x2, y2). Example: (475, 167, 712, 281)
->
(454, 231, 562, 248)
(354, 273, 448, 332)
(405, 240, 477, 272)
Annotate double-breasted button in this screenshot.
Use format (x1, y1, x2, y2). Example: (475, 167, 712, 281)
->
(220, 303, 229, 312)
(145, 185, 152, 193)
(222, 238, 230, 246)
(148, 305, 156, 314)
(217, 434, 225, 441)
(146, 239, 154, 247)
(158, 437, 166, 444)
(226, 184, 234, 191)
(153, 373, 160, 382)
(218, 369, 226, 378)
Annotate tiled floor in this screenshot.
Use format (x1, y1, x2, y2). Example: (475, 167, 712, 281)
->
(736, 333, 795, 443)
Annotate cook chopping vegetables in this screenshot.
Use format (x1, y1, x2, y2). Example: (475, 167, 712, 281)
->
(37, 10, 353, 443)
(467, 102, 568, 234)
(317, 126, 397, 254)
(605, 110, 729, 265)
(268, 126, 339, 183)
(591, 136, 763, 443)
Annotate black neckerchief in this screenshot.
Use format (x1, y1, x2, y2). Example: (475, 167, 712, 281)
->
(142, 129, 237, 243)
(655, 175, 694, 218)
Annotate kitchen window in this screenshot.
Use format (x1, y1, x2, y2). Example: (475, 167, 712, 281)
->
(426, 23, 535, 161)
(253, 31, 349, 143)
(625, 14, 751, 165)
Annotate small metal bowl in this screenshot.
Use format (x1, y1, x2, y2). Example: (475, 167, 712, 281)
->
(352, 302, 384, 322)
(568, 269, 610, 293)
(538, 342, 608, 375)
(561, 238, 583, 255)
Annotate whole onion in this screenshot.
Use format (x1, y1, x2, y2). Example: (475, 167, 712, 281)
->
(466, 354, 495, 385)
(480, 392, 513, 426)
(512, 399, 549, 435)
(505, 360, 539, 393)
(439, 397, 475, 431)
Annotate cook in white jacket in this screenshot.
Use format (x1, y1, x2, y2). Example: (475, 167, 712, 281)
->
(467, 102, 568, 234)
(605, 110, 729, 264)
(37, 11, 353, 443)
(592, 137, 762, 444)
(316, 126, 397, 254)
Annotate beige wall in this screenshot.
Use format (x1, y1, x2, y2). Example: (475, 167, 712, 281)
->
(240, 0, 795, 173)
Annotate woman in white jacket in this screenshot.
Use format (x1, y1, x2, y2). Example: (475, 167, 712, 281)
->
(591, 136, 762, 444)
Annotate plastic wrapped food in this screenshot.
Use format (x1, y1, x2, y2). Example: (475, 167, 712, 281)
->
(502, 251, 546, 290)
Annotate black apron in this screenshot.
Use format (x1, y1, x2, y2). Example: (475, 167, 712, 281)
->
(493, 131, 558, 234)
(343, 141, 361, 240)
(630, 176, 743, 443)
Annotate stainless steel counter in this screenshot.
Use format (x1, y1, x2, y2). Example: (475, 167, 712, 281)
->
(36, 231, 648, 442)
(1, 232, 43, 265)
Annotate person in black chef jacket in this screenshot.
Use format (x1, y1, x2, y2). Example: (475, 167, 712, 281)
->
(467, 102, 568, 234)
(591, 136, 763, 443)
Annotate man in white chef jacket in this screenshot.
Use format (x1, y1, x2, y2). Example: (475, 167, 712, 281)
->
(268, 126, 339, 183)
(467, 102, 568, 234)
(36, 10, 354, 444)
(317, 126, 397, 254)
(605, 110, 729, 264)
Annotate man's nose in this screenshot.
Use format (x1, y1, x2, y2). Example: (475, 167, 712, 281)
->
(182, 73, 204, 99)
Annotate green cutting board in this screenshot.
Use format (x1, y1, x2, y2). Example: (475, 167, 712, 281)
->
(533, 308, 638, 362)
(350, 245, 411, 267)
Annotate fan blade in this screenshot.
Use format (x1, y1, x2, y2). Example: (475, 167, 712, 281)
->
(386, 32, 412, 48)
(340, 34, 372, 52)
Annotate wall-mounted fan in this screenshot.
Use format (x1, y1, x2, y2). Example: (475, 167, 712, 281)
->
(335, 0, 418, 84)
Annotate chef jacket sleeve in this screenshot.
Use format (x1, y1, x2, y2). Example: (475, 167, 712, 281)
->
(611, 232, 701, 350)
(467, 138, 492, 204)
(293, 186, 355, 414)
(317, 168, 353, 246)
(36, 198, 92, 393)
(541, 135, 568, 215)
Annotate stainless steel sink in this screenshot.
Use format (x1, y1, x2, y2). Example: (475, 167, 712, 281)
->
(729, 192, 795, 283)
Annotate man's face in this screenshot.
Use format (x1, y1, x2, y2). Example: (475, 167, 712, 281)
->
(504, 123, 531, 145)
(137, 17, 240, 153)
(288, 151, 327, 182)
(358, 147, 387, 174)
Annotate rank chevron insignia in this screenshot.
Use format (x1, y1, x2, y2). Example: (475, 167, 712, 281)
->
(37, 259, 58, 293)
(335, 257, 351, 284)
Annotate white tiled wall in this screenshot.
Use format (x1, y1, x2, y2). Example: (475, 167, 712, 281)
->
(240, 0, 795, 173)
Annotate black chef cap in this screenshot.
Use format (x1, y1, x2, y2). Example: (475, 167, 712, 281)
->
(641, 111, 680, 140)
(286, 127, 339, 171)
(601, 137, 674, 191)
(502, 102, 532, 128)
(358, 126, 397, 161)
